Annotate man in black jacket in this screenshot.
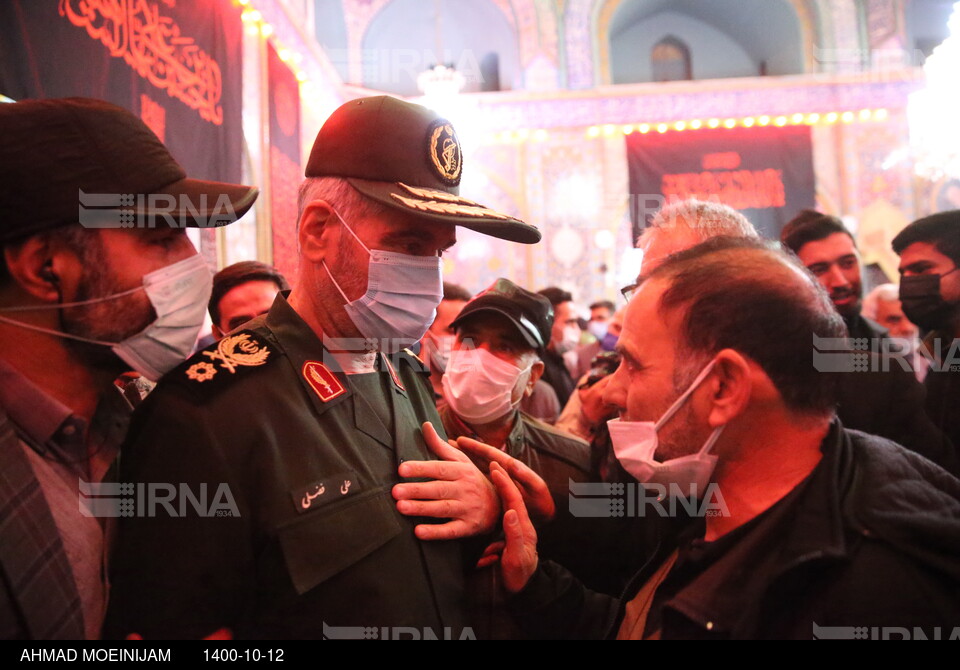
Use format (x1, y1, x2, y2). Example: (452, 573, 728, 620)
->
(893, 210, 960, 462)
(494, 238, 960, 639)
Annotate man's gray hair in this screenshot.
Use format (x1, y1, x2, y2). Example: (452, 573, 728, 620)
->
(862, 283, 900, 320)
(296, 176, 387, 226)
(639, 198, 758, 248)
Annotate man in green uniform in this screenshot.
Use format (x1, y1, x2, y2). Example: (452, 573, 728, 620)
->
(104, 96, 541, 639)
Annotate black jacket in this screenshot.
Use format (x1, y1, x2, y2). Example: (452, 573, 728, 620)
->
(508, 423, 960, 639)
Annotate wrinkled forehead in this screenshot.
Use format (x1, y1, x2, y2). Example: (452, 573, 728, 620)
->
(623, 278, 676, 337)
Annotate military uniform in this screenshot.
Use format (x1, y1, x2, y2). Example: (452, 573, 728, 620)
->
(104, 295, 469, 639)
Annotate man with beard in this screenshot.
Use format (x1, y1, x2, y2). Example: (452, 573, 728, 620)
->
(893, 210, 960, 456)
(493, 238, 960, 639)
(781, 210, 882, 340)
(782, 209, 956, 472)
(0, 98, 257, 639)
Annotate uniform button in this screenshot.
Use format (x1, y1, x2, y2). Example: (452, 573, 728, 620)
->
(705, 621, 714, 631)
(62, 424, 77, 436)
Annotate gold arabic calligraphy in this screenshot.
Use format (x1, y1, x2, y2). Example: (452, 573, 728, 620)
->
(59, 0, 224, 125)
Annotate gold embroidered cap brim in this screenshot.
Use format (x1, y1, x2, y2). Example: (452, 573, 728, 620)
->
(346, 178, 541, 245)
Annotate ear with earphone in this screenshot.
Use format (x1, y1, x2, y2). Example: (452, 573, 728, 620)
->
(39, 263, 59, 285)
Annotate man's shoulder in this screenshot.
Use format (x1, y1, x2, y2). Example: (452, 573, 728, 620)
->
(839, 428, 960, 579)
(519, 412, 592, 473)
(844, 427, 960, 494)
(154, 328, 283, 403)
(393, 348, 431, 377)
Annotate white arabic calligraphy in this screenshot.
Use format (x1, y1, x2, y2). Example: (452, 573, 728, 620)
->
(299, 483, 325, 509)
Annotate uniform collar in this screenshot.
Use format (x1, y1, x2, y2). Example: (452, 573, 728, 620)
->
(261, 293, 405, 449)
(263, 293, 354, 415)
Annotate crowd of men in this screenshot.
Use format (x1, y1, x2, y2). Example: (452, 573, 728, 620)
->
(0, 94, 958, 641)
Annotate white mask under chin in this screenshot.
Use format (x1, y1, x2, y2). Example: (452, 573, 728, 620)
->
(607, 359, 724, 498)
(0, 253, 212, 381)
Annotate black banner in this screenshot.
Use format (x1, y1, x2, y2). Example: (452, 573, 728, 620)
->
(627, 124, 816, 240)
(0, 0, 243, 185)
(267, 41, 301, 284)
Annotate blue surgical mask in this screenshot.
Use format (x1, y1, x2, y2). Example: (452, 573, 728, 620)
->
(321, 209, 443, 353)
(0, 254, 212, 381)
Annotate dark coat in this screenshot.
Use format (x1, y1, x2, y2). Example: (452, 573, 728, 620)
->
(0, 411, 85, 640)
(508, 423, 960, 639)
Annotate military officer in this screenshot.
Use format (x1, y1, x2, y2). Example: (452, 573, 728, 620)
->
(103, 96, 541, 639)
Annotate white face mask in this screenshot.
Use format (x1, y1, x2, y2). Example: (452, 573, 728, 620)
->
(560, 323, 581, 352)
(587, 320, 608, 341)
(607, 359, 724, 497)
(442, 347, 532, 425)
(425, 333, 456, 373)
(0, 254, 212, 381)
(322, 209, 443, 353)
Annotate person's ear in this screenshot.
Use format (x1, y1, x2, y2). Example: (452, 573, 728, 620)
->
(298, 200, 338, 264)
(3, 237, 64, 303)
(703, 349, 752, 428)
(525, 359, 544, 397)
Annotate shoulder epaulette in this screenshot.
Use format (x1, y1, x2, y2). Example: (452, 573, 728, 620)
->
(167, 330, 276, 394)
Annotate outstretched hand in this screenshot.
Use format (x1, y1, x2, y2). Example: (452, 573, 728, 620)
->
(457, 435, 556, 523)
(489, 462, 539, 594)
(392, 422, 500, 540)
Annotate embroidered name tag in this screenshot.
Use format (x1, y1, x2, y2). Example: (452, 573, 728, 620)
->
(292, 471, 359, 513)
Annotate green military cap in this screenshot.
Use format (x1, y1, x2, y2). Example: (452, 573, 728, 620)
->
(305, 96, 540, 245)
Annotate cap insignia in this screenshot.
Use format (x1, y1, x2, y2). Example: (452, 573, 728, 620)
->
(427, 121, 462, 185)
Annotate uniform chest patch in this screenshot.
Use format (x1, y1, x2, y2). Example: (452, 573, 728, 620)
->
(302, 360, 346, 402)
(293, 471, 359, 513)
